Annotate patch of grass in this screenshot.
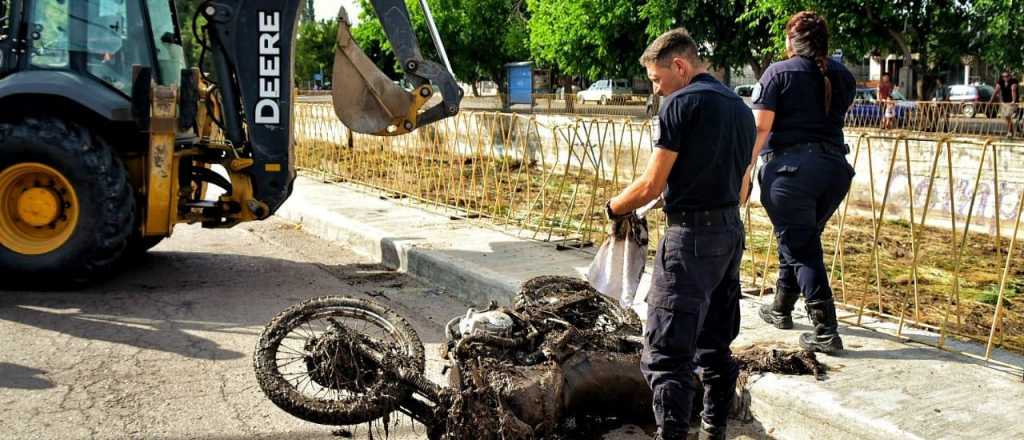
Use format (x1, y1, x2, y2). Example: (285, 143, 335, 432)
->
(974, 278, 1024, 306)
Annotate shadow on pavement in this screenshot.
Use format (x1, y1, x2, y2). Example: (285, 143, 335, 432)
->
(0, 250, 450, 361)
(0, 362, 55, 390)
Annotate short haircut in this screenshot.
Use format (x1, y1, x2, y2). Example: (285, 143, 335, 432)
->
(639, 28, 699, 67)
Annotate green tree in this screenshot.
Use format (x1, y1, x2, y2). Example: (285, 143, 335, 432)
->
(748, 0, 973, 97)
(174, 0, 204, 66)
(351, 0, 530, 97)
(350, 1, 400, 78)
(295, 19, 340, 88)
(302, 0, 316, 24)
(527, 0, 647, 81)
(432, 0, 530, 94)
(641, 0, 776, 79)
(973, 0, 1024, 71)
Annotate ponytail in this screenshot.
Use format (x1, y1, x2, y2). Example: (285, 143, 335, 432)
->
(787, 11, 832, 115)
(815, 56, 832, 114)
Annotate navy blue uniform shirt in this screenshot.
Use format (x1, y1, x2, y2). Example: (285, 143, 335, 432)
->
(655, 73, 755, 213)
(750, 57, 856, 154)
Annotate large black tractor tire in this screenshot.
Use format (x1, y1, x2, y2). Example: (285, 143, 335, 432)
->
(0, 117, 134, 286)
(254, 296, 425, 426)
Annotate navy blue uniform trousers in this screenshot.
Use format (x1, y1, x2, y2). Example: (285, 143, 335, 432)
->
(641, 208, 744, 436)
(758, 147, 854, 301)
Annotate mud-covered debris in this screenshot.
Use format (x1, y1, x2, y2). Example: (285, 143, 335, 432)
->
(733, 343, 826, 380)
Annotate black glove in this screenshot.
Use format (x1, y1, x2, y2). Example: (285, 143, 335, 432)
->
(605, 200, 626, 220)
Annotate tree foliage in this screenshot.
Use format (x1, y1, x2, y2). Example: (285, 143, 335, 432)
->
(527, 0, 647, 80)
(973, 0, 1024, 70)
(295, 19, 340, 87)
(174, 0, 203, 67)
(351, 0, 530, 89)
(746, 0, 976, 96)
(641, 0, 776, 77)
(172, 0, 1022, 95)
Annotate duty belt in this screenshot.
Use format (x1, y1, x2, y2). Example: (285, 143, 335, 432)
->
(666, 207, 739, 227)
(764, 142, 848, 163)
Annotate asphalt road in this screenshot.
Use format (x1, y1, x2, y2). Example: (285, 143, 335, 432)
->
(0, 219, 477, 440)
(0, 218, 769, 440)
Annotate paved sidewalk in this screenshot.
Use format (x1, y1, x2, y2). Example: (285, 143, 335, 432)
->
(279, 176, 1024, 440)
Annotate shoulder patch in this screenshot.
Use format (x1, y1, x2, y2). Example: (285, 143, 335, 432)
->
(751, 83, 763, 103)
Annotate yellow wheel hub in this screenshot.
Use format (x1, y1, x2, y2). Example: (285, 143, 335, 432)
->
(0, 163, 79, 255)
(17, 187, 61, 227)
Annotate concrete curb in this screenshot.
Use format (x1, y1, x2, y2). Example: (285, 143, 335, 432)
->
(277, 179, 535, 305)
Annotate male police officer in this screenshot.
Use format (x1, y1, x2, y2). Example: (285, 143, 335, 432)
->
(606, 29, 755, 440)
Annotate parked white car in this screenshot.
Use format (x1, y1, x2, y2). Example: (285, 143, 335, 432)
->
(578, 79, 632, 105)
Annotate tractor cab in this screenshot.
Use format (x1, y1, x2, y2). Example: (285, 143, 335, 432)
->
(1, 0, 185, 94)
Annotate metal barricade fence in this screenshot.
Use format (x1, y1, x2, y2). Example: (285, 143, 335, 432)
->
(845, 100, 1024, 138)
(293, 103, 1024, 371)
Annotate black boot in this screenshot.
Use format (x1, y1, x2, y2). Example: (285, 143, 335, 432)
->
(799, 299, 844, 354)
(652, 429, 685, 440)
(698, 421, 726, 440)
(758, 287, 800, 329)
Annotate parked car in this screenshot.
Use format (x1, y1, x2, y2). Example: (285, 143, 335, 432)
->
(947, 84, 997, 118)
(578, 79, 632, 105)
(847, 88, 917, 126)
(734, 84, 756, 98)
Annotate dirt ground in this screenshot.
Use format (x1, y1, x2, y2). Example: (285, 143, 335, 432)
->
(739, 208, 1023, 352)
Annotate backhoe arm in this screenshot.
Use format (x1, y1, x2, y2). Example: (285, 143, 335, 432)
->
(332, 0, 462, 135)
(196, 0, 462, 217)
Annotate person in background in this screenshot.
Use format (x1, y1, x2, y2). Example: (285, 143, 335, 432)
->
(931, 77, 950, 132)
(879, 73, 895, 129)
(991, 71, 1019, 138)
(606, 28, 754, 440)
(741, 10, 857, 354)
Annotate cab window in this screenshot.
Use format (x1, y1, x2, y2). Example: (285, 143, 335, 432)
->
(28, 0, 154, 94)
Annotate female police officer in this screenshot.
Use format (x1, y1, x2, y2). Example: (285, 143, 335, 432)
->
(741, 11, 856, 354)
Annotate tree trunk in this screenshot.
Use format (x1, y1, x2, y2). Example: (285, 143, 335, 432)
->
(471, 81, 480, 97)
(748, 57, 768, 82)
(562, 75, 576, 113)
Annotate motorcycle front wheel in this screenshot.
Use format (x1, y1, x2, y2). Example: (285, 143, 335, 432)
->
(254, 296, 425, 425)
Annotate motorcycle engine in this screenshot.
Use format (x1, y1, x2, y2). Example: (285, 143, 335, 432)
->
(458, 309, 514, 336)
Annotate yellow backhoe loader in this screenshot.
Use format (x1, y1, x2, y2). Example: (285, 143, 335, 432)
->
(0, 0, 461, 284)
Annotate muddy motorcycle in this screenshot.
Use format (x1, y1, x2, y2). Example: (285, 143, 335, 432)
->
(253, 276, 653, 439)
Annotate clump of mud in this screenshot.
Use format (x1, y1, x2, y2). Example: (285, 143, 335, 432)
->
(734, 343, 826, 380)
(727, 343, 827, 423)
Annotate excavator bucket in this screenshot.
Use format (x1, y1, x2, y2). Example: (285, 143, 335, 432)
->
(330, 1, 462, 136)
(331, 14, 416, 135)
